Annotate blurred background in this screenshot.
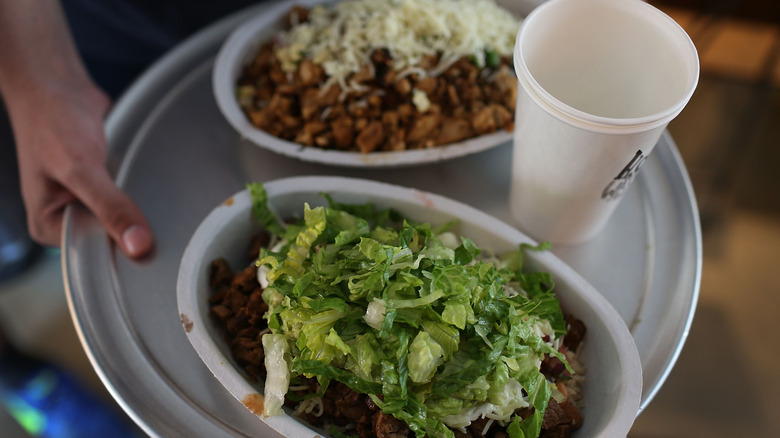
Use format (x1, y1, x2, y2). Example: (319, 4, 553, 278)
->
(631, 0, 780, 436)
(1, 0, 778, 436)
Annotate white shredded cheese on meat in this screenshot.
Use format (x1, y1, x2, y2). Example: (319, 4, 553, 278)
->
(275, 0, 521, 91)
(411, 88, 431, 112)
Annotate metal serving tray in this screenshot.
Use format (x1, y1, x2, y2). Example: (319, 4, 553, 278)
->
(63, 1, 700, 436)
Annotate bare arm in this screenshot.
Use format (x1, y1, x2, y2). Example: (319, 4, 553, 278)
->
(0, 0, 154, 258)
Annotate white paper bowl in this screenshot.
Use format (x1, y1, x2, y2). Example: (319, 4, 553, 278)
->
(177, 176, 642, 437)
(212, 0, 513, 168)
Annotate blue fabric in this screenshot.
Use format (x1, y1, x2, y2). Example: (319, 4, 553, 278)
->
(0, 104, 41, 283)
(61, 0, 260, 98)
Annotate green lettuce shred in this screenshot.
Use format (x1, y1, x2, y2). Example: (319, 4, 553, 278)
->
(248, 182, 286, 236)
(251, 183, 573, 438)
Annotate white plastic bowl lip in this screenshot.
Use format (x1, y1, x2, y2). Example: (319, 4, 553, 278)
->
(513, 0, 700, 134)
(212, 0, 513, 168)
(177, 176, 643, 437)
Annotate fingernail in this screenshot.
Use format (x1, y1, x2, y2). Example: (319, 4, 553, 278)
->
(122, 224, 152, 257)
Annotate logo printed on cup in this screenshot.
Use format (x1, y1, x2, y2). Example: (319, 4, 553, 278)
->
(601, 150, 647, 201)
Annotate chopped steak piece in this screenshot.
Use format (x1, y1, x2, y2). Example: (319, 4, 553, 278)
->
(373, 411, 410, 438)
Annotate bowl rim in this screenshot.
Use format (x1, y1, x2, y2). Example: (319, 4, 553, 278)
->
(177, 175, 642, 437)
(211, 0, 514, 168)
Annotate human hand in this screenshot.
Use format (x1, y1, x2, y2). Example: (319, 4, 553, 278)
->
(8, 81, 154, 259)
(0, 0, 153, 259)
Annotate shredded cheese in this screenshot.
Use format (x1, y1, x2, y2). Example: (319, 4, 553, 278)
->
(411, 88, 431, 112)
(275, 0, 521, 91)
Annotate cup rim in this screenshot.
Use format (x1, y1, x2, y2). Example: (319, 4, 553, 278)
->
(513, 0, 700, 134)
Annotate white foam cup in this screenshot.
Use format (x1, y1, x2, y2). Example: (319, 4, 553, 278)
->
(509, 0, 699, 245)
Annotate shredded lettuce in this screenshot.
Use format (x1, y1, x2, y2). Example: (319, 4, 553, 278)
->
(262, 333, 290, 417)
(251, 183, 573, 438)
(248, 183, 286, 236)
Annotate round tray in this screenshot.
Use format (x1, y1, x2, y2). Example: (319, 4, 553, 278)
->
(63, 1, 700, 436)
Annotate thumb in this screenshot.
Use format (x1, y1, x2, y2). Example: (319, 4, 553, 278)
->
(68, 167, 154, 258)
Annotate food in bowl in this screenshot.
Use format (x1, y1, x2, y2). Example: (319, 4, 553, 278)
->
(207, 182, 586, 438)
(235, 0, 520, 153)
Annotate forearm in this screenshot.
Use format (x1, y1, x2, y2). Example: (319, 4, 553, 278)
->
(0, 1, 152, 257)
(0, 0, 95, 104)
